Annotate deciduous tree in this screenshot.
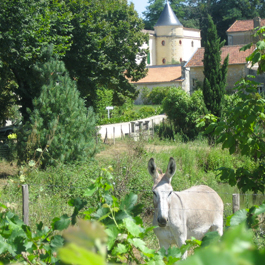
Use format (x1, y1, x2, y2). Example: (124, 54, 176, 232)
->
(204, 26, 265, 193)
(0, 0, 73, 120)
(64, 0, 148, 108)
(0, 0, 148, 121)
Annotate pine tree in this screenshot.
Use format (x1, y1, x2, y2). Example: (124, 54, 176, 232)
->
(17, 56, 98, 168)
(202, 15, 229, 117)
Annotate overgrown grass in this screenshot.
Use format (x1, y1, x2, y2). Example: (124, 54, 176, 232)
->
(0, 134, 264, 248)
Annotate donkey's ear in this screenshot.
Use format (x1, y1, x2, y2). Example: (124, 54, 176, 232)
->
(166, 157, 176, 181)
(148, 158, 159, 180)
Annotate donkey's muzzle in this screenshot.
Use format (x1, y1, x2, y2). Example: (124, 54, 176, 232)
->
(157, 217, 168, 227)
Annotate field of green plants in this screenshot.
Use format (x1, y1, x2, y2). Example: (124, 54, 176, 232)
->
(1, 133, 265, 264)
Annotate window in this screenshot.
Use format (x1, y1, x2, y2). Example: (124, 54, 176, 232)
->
(162, 58, 166, 64)
(179, 40, 182, 45)
(192, 78, 197, 87)
(162, 40, 165, 46)
(180, 58, 182, 62)
(228, 35, 233, 45)
(191, 41, 194, 47)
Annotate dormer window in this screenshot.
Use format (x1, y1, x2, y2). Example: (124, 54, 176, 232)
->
(162, 40, 165, 46)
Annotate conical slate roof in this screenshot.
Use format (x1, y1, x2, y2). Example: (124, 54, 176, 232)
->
(155, 2, 182, 27)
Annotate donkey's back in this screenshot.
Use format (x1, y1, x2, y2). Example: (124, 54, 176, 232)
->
(173, 185, 223, 240)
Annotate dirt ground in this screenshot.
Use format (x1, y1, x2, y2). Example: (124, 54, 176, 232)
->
(0, 140, 175, 182)
(0, 160, 18, 186)
(96, 140, 176, 160)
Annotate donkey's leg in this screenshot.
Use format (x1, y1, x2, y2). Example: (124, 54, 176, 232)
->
(158, 240, 171, 255)
(210, 215, 223, 236)
(210, 223, 223, 236)
(154, 228, 172, 255)
(176, 234, 188, 259)
(170, 226, 188, 259)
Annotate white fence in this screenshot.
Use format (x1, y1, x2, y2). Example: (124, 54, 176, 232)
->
(97, 114, 167, 140)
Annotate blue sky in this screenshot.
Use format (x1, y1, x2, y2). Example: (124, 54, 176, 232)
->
(129, 0, 149, 17)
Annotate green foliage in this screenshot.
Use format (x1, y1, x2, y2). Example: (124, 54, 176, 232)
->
(0, 0, 148, 121)
(196, 114, 218, 145)
(200, 26, 265, 195)
(222, 93, 241, 117)
(58, 220, 107, 265)
(0, 202, 70, 264)
(204, 78, 265, 193)
(148, 86, 170, 105)
(0, 0, 73, 120)
(95, 88, 114, 119)
(156, 120, 176, 140)
(16, 57, 98, 168)
(138, 106, 156, 117)
(64, 0, 148, 108)
(80, 167, 196, 264)
(180, 223, 265, 265)
(143, 0, 265, 46)
(241, 25, 265, 75)
(140, 86, 152, 105)
(203, 15, 228, 117)
(0, 80, 17, 126)
(97, 104, 162, 125)
(162, 87, 206, 139)
(226, 203, 265, 229)
(3, 140, 265, 264)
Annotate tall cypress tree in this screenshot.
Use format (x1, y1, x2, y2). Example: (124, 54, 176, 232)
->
(17, 54, 98, 168)
(203, 15, 229, 117)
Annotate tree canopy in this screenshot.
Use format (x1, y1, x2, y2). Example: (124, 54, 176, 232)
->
(0, 0, 148, 121)
(64, 0, 148, 108)
(143, 0, 265, 45)
(0, 0, 73, 120)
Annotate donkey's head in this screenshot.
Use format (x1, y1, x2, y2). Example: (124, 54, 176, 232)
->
(148, 157, 176, 227)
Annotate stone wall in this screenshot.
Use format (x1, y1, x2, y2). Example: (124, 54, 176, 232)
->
(189, 64, 247, 92)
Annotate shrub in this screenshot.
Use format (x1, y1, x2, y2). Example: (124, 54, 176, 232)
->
(138, 106, 156, 117)
(162, 88, 206, 139)
(95, 87, 114, 119)
(148, 86, 171, 104)
(140, 86, 152, 105)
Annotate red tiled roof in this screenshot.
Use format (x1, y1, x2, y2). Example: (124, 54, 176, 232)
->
(185, 45, 255, 67)
(131, 66, 182, 84)
(227, 19, 265, 32)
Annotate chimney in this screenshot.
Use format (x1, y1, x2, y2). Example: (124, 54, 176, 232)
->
(253, 17, 261, 29)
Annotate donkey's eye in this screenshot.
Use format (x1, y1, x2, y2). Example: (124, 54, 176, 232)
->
(153, 191, 157, 196)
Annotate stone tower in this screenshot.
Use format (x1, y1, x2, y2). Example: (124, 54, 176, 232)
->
(153, 2, 200, 65)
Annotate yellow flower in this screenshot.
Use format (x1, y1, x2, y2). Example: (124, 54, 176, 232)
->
(8, 133, 17, 139)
